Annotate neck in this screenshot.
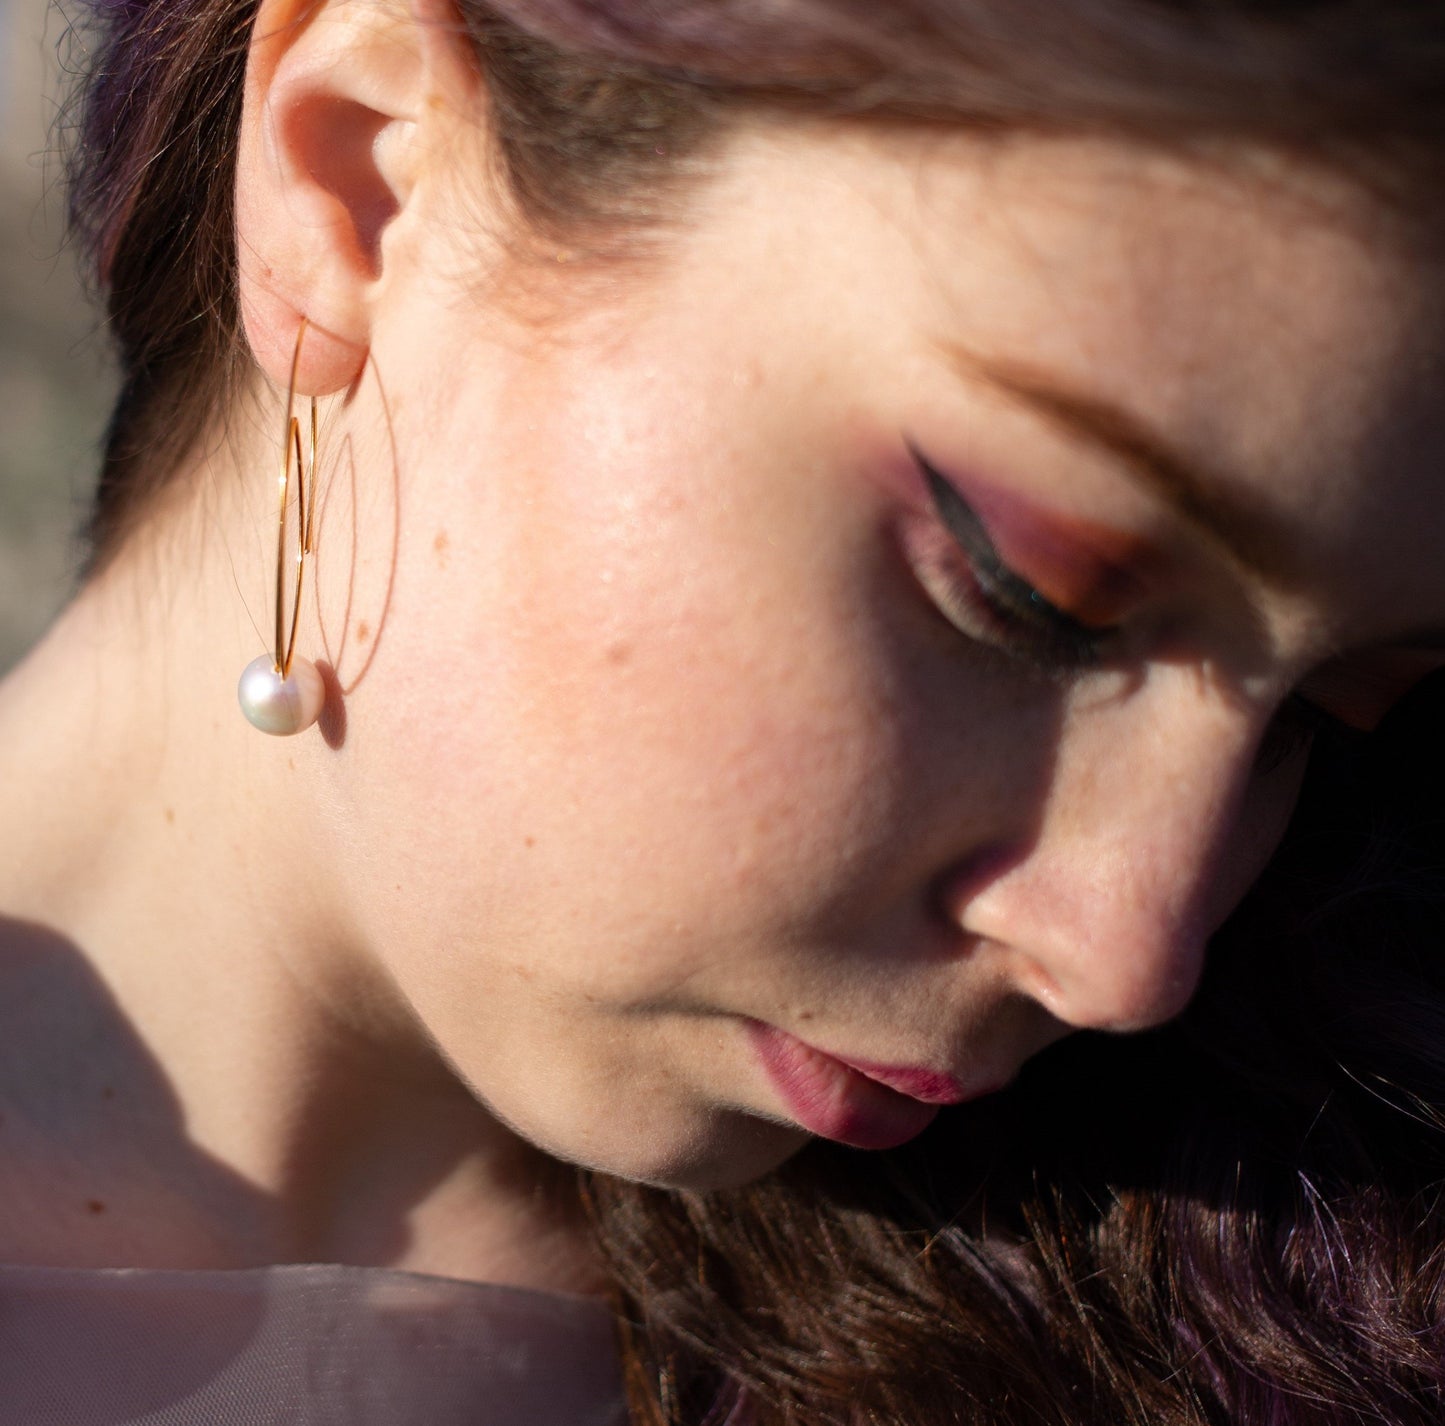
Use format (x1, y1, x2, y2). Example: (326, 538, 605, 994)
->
(0, 458, 598, 1293)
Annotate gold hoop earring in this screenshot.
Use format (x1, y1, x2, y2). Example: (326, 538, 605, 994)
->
(237, 317, 325, 735)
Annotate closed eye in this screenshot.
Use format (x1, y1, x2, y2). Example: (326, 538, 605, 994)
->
(912, 448, 1118, 674)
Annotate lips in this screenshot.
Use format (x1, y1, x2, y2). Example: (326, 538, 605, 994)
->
(745, 1021, 968, 1150)
(824, 1054, 972, 1105)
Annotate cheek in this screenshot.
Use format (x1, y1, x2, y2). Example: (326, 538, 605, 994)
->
(378, 399, 939, 1002)
(481, 509, 916, 963)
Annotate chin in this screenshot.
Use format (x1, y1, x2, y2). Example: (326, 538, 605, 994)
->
(540, 1106, 810, 1192)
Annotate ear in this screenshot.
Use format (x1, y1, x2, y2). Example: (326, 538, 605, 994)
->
(235, 0, 481, 394)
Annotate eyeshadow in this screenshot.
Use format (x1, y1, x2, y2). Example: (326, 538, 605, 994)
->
(925, 459, 1158, 627)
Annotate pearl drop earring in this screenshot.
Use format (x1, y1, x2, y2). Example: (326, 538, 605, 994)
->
(238, 317, 325, 736)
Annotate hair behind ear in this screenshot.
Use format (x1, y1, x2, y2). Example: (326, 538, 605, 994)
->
(68, 0, 259, 567)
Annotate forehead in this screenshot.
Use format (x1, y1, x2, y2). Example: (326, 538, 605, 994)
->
(684, 121, 1445, 634)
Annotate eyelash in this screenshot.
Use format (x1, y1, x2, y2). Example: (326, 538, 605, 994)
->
(911, 453, 1367, 767)
(915, 455, 1115, 674)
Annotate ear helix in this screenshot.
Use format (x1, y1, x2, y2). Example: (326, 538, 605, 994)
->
(237, 317, 325, 736)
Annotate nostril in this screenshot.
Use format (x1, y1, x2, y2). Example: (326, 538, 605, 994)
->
(1049, 940, 1208, 1033)
(934, 823, 1218, 1034)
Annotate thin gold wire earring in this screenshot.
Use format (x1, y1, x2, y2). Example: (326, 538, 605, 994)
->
(237, 317, 325, 736)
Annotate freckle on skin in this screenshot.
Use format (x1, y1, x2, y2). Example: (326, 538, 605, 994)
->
(434, 531, 449, 567)
(524, 836, 536, 848)
(101, 1087, 115, 1101)
(86, 1200, 106, 1215)
(164, 807, 175, 825)
(605, 643, 631, 667)
(357, 621, 371, 644)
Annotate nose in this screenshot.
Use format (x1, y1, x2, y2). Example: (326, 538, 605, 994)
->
(944, 668, 1282, 1033)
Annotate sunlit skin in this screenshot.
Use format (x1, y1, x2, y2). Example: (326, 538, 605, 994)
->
(0, 1, 1440, 1289)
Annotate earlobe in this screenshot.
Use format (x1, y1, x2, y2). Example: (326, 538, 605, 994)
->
(235, 0, 477, 396)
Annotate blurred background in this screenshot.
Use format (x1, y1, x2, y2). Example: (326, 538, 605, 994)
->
(1, 0, 117, 672)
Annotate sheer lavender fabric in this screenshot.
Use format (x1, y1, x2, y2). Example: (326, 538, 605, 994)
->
(0, 1262, 628, 1425)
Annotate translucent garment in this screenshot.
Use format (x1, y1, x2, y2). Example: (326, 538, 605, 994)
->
(0, 1261, 628, 1425)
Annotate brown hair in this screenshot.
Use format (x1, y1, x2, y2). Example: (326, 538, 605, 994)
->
(587, 698, 1445, 1425)
(66, 2, 1445, 1421)
(69, 0, 1445, 559)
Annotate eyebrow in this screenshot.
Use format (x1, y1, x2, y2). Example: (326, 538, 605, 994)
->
(936, 342, 1306, 588)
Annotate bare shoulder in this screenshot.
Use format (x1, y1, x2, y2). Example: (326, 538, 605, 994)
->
(0, 919, 152, 1260)
(0, 917, 258, 1268)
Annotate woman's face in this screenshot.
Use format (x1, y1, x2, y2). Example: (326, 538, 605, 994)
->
(307, 119, 1445, 1188)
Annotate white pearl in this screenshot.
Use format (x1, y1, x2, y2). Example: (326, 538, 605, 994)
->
(237, 654, 325, 736)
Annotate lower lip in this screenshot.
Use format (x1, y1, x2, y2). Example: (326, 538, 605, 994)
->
(745, 1022, 946, 1151)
